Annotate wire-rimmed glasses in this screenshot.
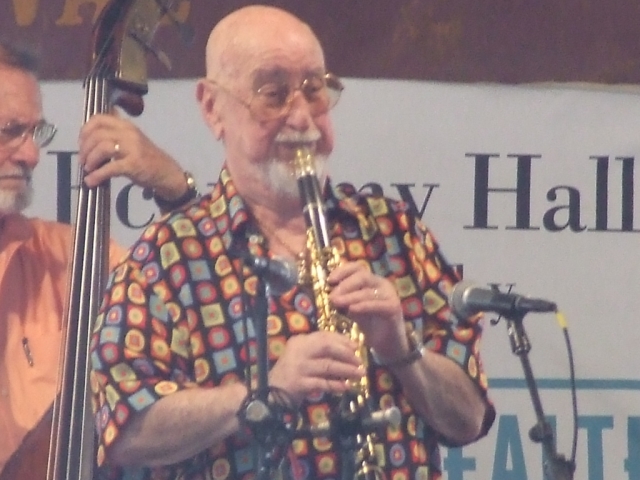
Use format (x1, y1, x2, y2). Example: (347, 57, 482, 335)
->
(207, 73, 344, 121)
(0, 119, 57, 151)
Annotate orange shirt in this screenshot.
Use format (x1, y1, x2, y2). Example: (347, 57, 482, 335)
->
(0, 214, 124, 471)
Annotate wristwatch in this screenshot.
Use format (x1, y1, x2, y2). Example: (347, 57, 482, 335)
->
(154, 170, 199, 213)
(370, 328, 425, 368)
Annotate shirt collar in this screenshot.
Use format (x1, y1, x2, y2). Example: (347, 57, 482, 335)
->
(210, 165, 254, 253)
(325, 179, 362, 221)
(210, 167, 363, 253)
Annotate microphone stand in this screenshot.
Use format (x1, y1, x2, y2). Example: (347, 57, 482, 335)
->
(503, 310, 574, 480)
(242, 275, 291, 480)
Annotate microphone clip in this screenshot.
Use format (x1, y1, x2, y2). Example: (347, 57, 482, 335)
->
(237, 387, 298, 448)
(244, 254, 299, 295)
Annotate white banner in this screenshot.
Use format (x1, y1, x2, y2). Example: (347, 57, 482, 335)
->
(33, 78, 640, 480)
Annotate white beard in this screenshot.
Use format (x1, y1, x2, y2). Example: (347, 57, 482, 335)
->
(262, 154, 328, 199)
(0, 182, 32, 216)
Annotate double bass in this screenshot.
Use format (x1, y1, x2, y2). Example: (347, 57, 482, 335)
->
(0, 1, 186, 478)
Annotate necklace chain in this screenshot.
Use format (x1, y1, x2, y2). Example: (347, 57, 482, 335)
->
(256, 220, 305, 259)
(255, 220, 310, 285)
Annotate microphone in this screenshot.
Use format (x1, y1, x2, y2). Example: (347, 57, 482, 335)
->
(244, 254, 298, 294)
(307, 406, 402, 437)
(450, 281, 557, 318)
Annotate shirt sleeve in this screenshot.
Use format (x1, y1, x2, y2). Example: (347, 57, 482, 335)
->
(399, 209, 496, 445)
(90, 245, 195, 466)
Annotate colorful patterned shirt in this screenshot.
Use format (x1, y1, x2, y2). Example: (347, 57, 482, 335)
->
(91, 167, 494, 480)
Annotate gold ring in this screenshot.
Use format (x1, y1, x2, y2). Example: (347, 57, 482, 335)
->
(114, 142, 121, 156)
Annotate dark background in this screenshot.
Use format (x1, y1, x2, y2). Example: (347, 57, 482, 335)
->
(3, 0, 640, 83)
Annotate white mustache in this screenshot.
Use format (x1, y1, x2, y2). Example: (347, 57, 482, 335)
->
(274, 131, 321, 144)
(0, 167, 31, 181)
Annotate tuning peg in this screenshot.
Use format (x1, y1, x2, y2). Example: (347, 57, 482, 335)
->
(129, 30, 173, 71)
(153, 48, 173, 71)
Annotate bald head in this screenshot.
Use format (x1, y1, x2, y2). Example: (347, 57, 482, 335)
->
(205, 6, 325, 82)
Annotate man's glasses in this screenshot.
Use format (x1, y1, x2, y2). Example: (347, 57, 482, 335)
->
(0, 120, 57, 150)
(208, 73, 344, 122)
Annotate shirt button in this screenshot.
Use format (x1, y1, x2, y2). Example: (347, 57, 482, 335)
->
(249, 234, 262, 244)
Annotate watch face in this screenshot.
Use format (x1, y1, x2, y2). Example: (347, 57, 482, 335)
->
(154, 171, 199, 211)
(184, 171, 197, 190)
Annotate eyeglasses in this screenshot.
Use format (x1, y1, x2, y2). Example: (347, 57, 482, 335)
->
(0, 119, 57, 150)
(207, 73, 344, 122)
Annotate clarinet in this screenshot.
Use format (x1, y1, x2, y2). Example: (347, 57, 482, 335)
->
(294, 147, 392, 480)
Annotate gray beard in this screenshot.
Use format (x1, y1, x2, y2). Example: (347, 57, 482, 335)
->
(262, 155, 328, 199)
(0, 183, 33, 216)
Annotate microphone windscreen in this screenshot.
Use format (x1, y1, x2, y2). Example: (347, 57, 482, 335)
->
(449, 281, 478, 319)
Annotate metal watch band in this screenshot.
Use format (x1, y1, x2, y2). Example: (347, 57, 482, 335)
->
(154, 170, 199, 212)
(370, 329, 424, 368)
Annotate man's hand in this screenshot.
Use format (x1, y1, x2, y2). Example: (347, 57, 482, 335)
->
(78, 113, 188, 200)
(327, 262, 409, 361)
(268, 331, 363, 405)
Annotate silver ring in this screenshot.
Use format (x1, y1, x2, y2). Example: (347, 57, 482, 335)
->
(372, 288, 379, 300)
(114, 142, 121, 157)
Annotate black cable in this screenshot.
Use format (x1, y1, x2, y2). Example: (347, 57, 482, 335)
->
(559, 320, 578, 468)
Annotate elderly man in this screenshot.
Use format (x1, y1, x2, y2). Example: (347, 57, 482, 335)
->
(0, 40, 197, 473)
(90, 5, 495, 480)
